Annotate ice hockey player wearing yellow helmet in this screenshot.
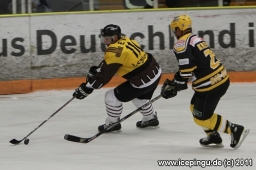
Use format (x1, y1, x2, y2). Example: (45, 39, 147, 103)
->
(161, 15, 249, 149)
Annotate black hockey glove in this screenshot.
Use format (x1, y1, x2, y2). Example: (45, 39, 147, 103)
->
(173, 71, 188, 91)
(73, 83, 93, 100)
(161, 79, 177, 99)
(87, 66, 99, 78)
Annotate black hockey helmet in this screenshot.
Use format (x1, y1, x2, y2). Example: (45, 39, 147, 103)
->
(101, 24, 122, 39)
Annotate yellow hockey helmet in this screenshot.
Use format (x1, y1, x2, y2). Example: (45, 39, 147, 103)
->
(170, 15, 192, 32)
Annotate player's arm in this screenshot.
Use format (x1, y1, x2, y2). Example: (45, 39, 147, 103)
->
(73, 60, 121, 100)
(86, 60, 121, 89)
(161, 67, 192, 99)
(175, 46, 196, 86)
(161, 46, 196, 99)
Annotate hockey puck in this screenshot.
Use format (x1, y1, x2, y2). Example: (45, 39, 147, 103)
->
(24, 139, 29, 145)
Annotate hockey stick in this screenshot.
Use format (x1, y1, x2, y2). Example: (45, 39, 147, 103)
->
(64, 94, 162, 143)
(9, 96, 75, 145)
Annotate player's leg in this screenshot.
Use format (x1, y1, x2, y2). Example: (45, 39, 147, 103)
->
(192, 85, 230, 147)
(115, 77, 160, 128)
(132, 98, 159, 128)
(191, 80, 249, 148)
(133, 81, 160, 128)
(98, 89, 122, 132)
(99, 80, 158, 132)
(190, 92, 226, 147)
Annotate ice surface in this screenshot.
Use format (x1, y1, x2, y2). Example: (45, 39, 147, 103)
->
(1, 83, 255, 170)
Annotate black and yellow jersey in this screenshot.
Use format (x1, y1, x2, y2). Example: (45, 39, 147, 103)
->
(173, 33, 229, 92)
(87, 36, 161, 89)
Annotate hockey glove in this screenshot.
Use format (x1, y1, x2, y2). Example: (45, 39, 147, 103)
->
(87, 66, 99, 78)
(73, 83, 93, 100)
(161, 79, 177, 99)
(86, 66, 100, 82)
(173, 71, 188, 91)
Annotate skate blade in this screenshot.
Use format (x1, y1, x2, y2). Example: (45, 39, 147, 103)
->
(234, 129, 250, 150)
(137, 126, 160, 129)
(200, 143, 224, 148)
(105, 129, 122, 133)
(112, 129, 121, 132)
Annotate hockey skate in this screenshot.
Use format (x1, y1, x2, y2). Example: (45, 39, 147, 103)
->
(136, 112, 159, 128)
(230, 123, 250, 149)
(200, 131, 224, 148)
(98, 123, 121, 133)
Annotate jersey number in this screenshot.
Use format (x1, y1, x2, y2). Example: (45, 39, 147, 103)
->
(108, 41, 143, 58)
(126, 42, 143, 58)
(204, 49, 220, 69)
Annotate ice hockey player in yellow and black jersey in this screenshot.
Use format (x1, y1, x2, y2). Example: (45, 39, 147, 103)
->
(73, 24, 162, 132)
(161, 15, 249, 149)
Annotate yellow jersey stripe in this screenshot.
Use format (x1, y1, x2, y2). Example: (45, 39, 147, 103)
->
(193, 65, 224, 85)
(180, 66, 197, 73)
(193, 75, 229, 92)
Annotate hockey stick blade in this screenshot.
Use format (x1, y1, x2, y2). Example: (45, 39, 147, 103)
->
(10, 97, 75, 145)
(64, 134, 91, 143)
(9, 139, 22, 145)
(64, 95, 162, 144)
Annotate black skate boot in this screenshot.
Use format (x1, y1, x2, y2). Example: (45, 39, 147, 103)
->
(136, 113, 159, 128)
(98, 123, 121, 133)
(230, 123, 250, 149)
(200, 131, 224, 148)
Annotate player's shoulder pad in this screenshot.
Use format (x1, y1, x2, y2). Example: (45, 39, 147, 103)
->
(105, 43, 124, 57)
(189, 34, 204, 47)
(173, 33, 192, 53)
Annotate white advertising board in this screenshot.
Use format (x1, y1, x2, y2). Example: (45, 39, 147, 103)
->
(0, 16, 31, 80)
(0, 8, 256, 80)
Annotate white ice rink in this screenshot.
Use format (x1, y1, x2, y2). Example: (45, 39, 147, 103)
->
(1, 83, 256, 170)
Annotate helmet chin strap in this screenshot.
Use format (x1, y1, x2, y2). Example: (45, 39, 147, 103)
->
(173, 32, 180, 39)
(111, 37, 115, 43)
(110, 36, 118, 45)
